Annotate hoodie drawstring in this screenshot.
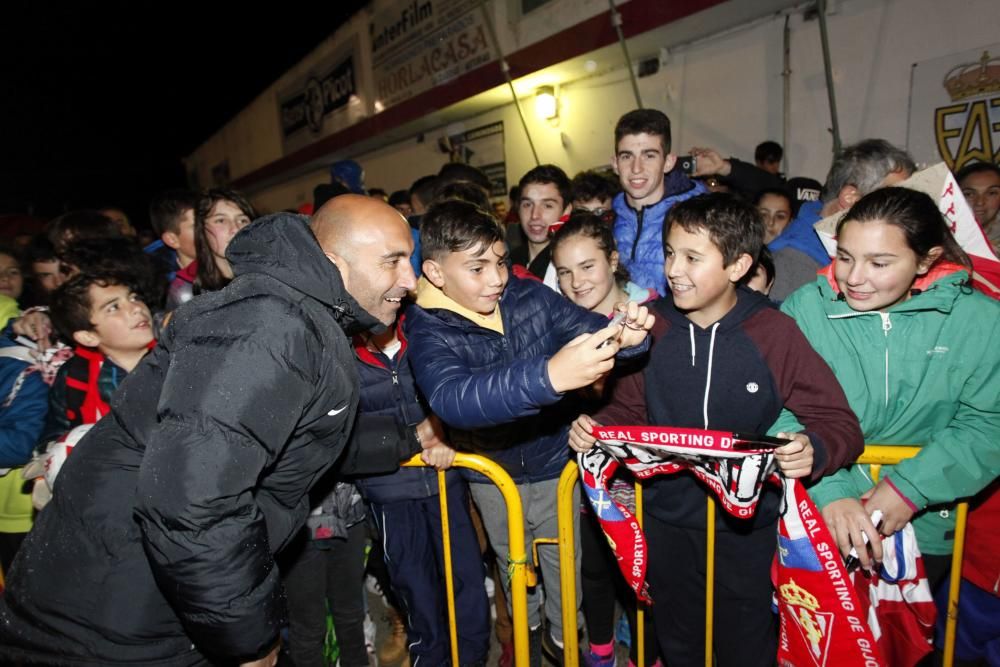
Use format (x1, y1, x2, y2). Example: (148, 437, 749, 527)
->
(688, 324, 696, 367)
(702, 323, 720, 429)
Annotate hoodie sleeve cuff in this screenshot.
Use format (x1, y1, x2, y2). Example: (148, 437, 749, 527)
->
(883, 476, 921, 512)
(803, 430, 829, 482)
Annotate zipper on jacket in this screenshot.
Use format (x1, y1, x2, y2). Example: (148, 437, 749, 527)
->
(391, 370, 398, 386)
(630, 208, 645, 262)
(879, 312, 892, 407)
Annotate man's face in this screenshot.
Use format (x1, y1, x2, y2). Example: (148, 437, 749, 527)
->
(427, 240, 509, 315)
(32, 259, 68, 294)
(81, 283, 154, 354)
(518, 182, 570, 245)
(960, 170, 1000, 227)
(613, 133, 675, 207)
(756, 159, 781, 176)
(333, 213, 417, 326)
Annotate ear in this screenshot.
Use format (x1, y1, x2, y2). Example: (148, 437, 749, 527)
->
(73, 329, 100, 348)
(837, 185, 861, 211)
(611, 153, 620, 175)
(610, 250, 620, 272)
(917, 246, 944, 275)
(161, 231, 181, 251)
(423, 259, 446, 288)
(325, 251, 349, 285)
(728, 252, 755, 284)
(663, 153, 677, 174)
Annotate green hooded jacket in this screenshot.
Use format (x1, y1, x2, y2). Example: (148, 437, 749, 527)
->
(781, 263, 1000, 554)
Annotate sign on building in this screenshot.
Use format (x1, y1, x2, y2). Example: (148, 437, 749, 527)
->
(278, 44, 361, 154)
(907, 45, 1000, 171)
(370, 0, 497, 111)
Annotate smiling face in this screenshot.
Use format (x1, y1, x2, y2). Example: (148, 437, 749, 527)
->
(664, 224, 751, 328)
(331, 211, 417, 327)
(552, 233, 620, 315)
(757, 193, 793, 244)
(519, 182, 570, 246)
(834, 219, 937, 312)
(0, 252, 24, 301)
(426, 240, 509, 315)
(76, 283, 153, 354)
(613, 132, 676, 208)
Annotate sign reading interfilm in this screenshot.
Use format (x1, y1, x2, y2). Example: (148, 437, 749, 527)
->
(907, 45, 1000, 171)
(370, 0, 496, 111)
(278, 45, 360, 153)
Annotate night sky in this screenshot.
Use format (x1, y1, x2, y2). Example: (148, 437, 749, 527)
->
(0, 1, 368, 225)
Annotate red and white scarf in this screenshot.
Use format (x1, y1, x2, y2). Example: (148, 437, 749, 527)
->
(581, 425, 892, 667)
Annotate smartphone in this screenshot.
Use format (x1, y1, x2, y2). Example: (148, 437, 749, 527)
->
(598, 311, 627, 348)
(676, 155, 697, 175)
(731, 433, 792, 449)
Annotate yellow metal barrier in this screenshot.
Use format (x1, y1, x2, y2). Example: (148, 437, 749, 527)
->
(553, 445, 972, 667)
(402, 453, 531, 667)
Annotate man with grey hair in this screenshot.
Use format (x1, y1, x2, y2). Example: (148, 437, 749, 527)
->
(771, 138, 916, 266)
(693, 139, 915, 298)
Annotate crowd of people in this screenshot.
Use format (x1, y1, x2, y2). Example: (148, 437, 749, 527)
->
(0, 106, 996, 667)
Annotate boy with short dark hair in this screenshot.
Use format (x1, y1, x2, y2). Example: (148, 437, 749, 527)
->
(41, 272, 154, 445)
(406, 199, 653, 664)
(510, 164, 573, 288)
(570, 192, 863, 667)
(147, 190, 199, 307)
(612, 109, 706, 296)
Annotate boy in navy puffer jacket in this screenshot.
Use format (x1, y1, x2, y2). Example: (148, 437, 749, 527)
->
(352, 316, 491, 666)
(406, 200, 654, 663)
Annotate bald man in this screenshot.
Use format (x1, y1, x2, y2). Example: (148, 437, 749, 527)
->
(0, 199, 422, 667)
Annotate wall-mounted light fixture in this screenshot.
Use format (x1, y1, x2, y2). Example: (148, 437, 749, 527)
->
(534, 85, 557, 120)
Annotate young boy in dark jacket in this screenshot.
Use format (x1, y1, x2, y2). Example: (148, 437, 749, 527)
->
(570, 192, 864, 667)
(41, 271, 154, 446)
(352, 315, 491, 666)
(405, 200, 654, 663)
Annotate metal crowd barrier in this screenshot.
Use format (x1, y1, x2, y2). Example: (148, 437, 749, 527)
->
(552, 445, 971, 667)
(402, 452, 531, 667)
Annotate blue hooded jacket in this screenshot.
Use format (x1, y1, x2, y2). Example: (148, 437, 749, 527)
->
(0, 338, 48, 469)
(612, 169, 707, 296)
(767, 199, 831, 266)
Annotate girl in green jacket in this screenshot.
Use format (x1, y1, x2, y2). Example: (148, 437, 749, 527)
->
(781, 187, 1000, 586)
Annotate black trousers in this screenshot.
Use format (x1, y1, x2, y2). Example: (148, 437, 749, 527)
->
(281, 523, 370, 667)
(580, 509, 660, 665)
(645, 513, 778, 667)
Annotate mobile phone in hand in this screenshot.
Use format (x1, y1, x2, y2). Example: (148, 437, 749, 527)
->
(598, 311, 627, 348)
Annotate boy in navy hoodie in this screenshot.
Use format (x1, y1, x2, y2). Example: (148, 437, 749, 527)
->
(569, 193, 863, 667)
(406, 199, 653, 664)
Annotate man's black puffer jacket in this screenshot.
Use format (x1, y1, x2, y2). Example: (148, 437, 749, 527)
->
(0, 214, 413, 666)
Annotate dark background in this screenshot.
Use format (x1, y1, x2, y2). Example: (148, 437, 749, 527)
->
(0, 1, 368, 226)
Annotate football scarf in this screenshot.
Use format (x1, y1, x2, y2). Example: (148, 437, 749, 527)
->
(581, 424, 887, 667)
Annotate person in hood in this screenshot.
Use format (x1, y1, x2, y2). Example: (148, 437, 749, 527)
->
(781, 186, 1000, 601)
(569, 192, 863, 667)
(611, 109, 707, 297)
(0, 195, 428, 667)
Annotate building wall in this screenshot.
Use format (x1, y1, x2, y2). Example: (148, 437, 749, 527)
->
(190, 0, 999, 211)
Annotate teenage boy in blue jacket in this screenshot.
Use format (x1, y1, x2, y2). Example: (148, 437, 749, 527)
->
(405, 199, 653, 665)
